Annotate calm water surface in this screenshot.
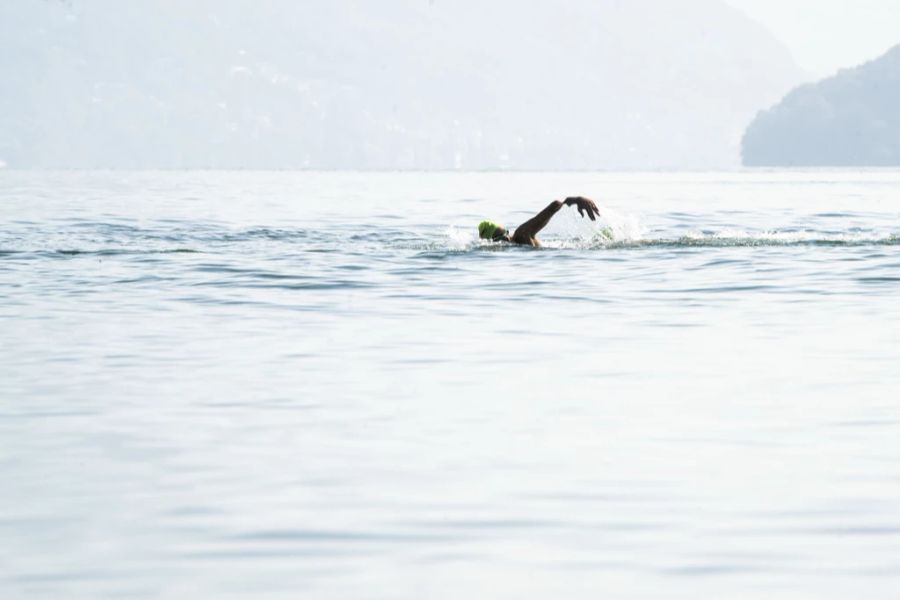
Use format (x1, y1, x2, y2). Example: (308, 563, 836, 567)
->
(2, 170, 900, 599)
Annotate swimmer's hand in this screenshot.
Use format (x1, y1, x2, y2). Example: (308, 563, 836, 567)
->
(564, 196, 601, 221)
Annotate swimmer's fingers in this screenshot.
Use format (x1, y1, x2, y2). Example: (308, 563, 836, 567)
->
(567, 196, 600, 220)
(577, 198, 599, 221)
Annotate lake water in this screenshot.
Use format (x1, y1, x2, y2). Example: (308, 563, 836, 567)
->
(2, 170, 900, 599)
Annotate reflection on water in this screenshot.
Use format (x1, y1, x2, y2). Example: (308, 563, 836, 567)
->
(2, 170, 900, 599)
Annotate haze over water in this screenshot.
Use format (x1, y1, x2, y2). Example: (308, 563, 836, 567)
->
(3, 170, 900, 599)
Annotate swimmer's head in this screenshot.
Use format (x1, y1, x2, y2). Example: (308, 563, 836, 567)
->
(478, 220, 509, 242)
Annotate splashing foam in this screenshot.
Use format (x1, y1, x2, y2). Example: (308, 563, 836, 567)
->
(541, 207, 647, 249)
(445, 225, 478, 250)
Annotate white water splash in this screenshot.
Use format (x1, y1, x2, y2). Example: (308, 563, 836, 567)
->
(445, 225, 478, 250)
(595, 206, 647, 242)
(542, 206, 648, 249)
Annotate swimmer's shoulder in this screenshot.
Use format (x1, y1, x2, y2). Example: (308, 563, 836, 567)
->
(511, 228, 539, 247)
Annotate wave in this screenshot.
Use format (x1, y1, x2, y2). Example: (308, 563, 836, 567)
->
(446, 206, 900, 250)
(4, 218, 900, 259)
(445, 220, 900, 251)
(545, 231, 900, 250)
(0, 248, 201, 259)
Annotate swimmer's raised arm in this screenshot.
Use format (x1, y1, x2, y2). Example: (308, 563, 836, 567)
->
(512, 197, 600, 247)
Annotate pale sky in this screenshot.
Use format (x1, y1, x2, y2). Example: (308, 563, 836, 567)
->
(723, 0, 900, 77)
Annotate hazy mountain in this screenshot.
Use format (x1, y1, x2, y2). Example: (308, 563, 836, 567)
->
(1, 0, 801, 169)
(743, 44, 900, 166)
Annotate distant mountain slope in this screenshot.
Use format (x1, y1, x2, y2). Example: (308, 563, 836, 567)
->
(743, 45, 900, 166)
(0, 0, 801, 169)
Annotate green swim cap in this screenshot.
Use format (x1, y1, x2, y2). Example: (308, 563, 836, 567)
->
(478, 220, 502, 240)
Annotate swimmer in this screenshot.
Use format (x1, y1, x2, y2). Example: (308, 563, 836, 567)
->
(479, 196, 601, 247)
